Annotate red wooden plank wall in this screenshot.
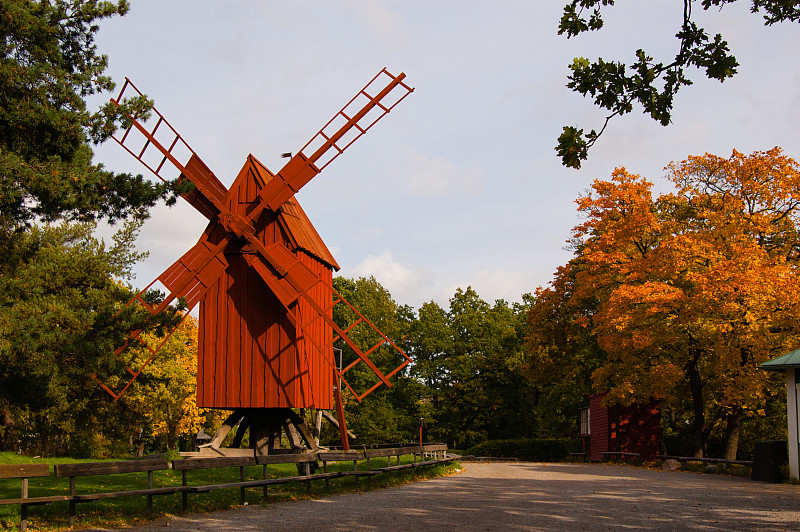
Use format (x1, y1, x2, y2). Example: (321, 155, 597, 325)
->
(195, 159, 334, 410)
(588, 391, 661, 461)
(589, 392, 610, 462)
(617, 401, 661, 460)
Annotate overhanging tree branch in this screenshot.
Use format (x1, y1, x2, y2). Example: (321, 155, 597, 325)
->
(556, 0, 798, 169)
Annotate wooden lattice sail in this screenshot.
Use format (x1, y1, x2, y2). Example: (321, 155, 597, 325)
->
(93, 69, 414, 451)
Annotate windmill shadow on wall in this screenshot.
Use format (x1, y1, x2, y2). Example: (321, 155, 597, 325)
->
(91, 69, 414, 456)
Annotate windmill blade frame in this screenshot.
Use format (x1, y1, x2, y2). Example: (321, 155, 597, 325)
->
(97, 69, 414, 418)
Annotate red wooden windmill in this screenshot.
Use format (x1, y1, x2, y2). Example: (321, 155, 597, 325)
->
(93, 69, 414, 455)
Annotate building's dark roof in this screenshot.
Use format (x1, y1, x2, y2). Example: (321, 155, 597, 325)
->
(761, 348, 800, 371)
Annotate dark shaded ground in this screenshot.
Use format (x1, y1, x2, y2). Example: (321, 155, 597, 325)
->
(101, 462, 800, 531)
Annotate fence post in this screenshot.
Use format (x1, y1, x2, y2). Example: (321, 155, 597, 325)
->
(20, 477, 29, 532)
(239, 466, 246, 505)
(146, 470, 153, 514)
(181, 470, 188, 512)
(68, 476, 76, 527)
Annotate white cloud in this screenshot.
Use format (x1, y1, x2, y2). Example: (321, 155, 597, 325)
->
(392, 148, 483, 197)
(350, 250, 418, 301)
(94, 1, 800, 315)
(437, 269, 539, 309)
(340, 0, 409, 49)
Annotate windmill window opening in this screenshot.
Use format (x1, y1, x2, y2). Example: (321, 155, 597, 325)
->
(580, 407, 591, 436)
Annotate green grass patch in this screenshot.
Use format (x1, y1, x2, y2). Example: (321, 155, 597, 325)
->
(1, 453, 460, 531)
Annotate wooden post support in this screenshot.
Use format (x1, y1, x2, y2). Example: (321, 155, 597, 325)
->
(788, 368, 800, 481)
(262, 465, 269, 500)
(181, 470, 188, 512)
(20, 477, 28, 532)
(68, 476, 76, 527)
(240, 466, 246, 505)
(146, 470, 153, 514)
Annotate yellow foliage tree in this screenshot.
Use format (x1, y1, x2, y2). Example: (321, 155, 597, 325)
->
(118, 316, 216, 452)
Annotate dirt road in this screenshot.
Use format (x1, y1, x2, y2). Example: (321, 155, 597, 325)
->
(104, 461, 800, 531)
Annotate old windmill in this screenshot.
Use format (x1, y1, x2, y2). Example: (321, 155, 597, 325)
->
(93, 69, 414, 455)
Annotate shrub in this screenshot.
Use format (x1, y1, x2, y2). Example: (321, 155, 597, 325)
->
(465, 438, 578, 462)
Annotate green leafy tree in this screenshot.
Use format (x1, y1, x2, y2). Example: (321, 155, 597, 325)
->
(526, 263, 604, 437)
(556, 0, 800, 168)
(0, 0, 181, 243)
(407, 301, 451, 406)
(332, 276, 418, 443)
(436, 288, 535, 448)
(0, 0, 189, 455)
(404, 288, 536, 449)
(0, 220, 147, 455)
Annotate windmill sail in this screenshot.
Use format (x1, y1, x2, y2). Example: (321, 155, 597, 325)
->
(97, 69, 414, 412)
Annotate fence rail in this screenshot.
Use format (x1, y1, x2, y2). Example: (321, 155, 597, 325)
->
(655, 454, 753, 470)
(0, 444, 452, 531)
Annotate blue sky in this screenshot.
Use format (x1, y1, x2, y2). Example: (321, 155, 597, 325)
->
(93, 1, 800, 311)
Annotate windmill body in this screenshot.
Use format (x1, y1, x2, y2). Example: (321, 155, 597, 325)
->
(94, 69, 415, 454)
(197, 155, 337, 411)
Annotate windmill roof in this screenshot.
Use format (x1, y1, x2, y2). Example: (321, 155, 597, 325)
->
(280, 198, 340, 271)
(248, 155, 340, 271)
(761, 348, 800, 371)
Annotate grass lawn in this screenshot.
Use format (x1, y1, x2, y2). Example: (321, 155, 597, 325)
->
(0, 452, 461, 531)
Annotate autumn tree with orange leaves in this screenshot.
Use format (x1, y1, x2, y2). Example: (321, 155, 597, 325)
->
(528, 148, 800, 458)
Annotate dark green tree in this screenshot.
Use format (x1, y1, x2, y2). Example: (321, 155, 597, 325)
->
(407, 301, 451, 406)
(0, 220, 147, 455)
(0, 0, 180, 248)
(556, 0, 800, 168)
(332, 276, 419, 443)
(435, 288, 535, 448)
(525, 261, 606, 437)
(404, 288, 536, 449)
(0, 0, 187, 455)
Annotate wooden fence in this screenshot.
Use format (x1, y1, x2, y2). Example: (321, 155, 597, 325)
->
(655, 454, 753, 470)
(0, 444, 452, 531)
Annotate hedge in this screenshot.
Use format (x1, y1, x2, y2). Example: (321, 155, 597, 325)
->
(464, 438, 578, 462)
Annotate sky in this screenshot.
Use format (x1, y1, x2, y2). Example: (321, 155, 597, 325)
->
(92, 1, 800, 312)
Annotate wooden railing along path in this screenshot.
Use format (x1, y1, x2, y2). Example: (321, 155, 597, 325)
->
(0, 444, 452, 530)
(655, 454, 753, 470)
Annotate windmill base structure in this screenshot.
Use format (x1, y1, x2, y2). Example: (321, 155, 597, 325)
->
(195, 409, 319, 458)
(92, 69, 415, 455)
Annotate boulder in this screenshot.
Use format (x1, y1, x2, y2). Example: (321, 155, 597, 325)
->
(662, 459, 681, 471)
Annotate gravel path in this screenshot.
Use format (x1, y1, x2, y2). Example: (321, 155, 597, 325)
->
(96, 461, 800, 531)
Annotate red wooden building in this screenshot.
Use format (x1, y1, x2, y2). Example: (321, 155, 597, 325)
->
(196, 155, 338, 411)
(581, 392, 661, 462)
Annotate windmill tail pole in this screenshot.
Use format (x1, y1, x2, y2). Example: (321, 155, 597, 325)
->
(333, 381, 350, 451)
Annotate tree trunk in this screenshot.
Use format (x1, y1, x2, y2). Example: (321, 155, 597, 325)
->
(724, 410, 742, 461)
(0, 407, 15, 452)
(166, 403, 176, 451)
(688, 361, 706, 457)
